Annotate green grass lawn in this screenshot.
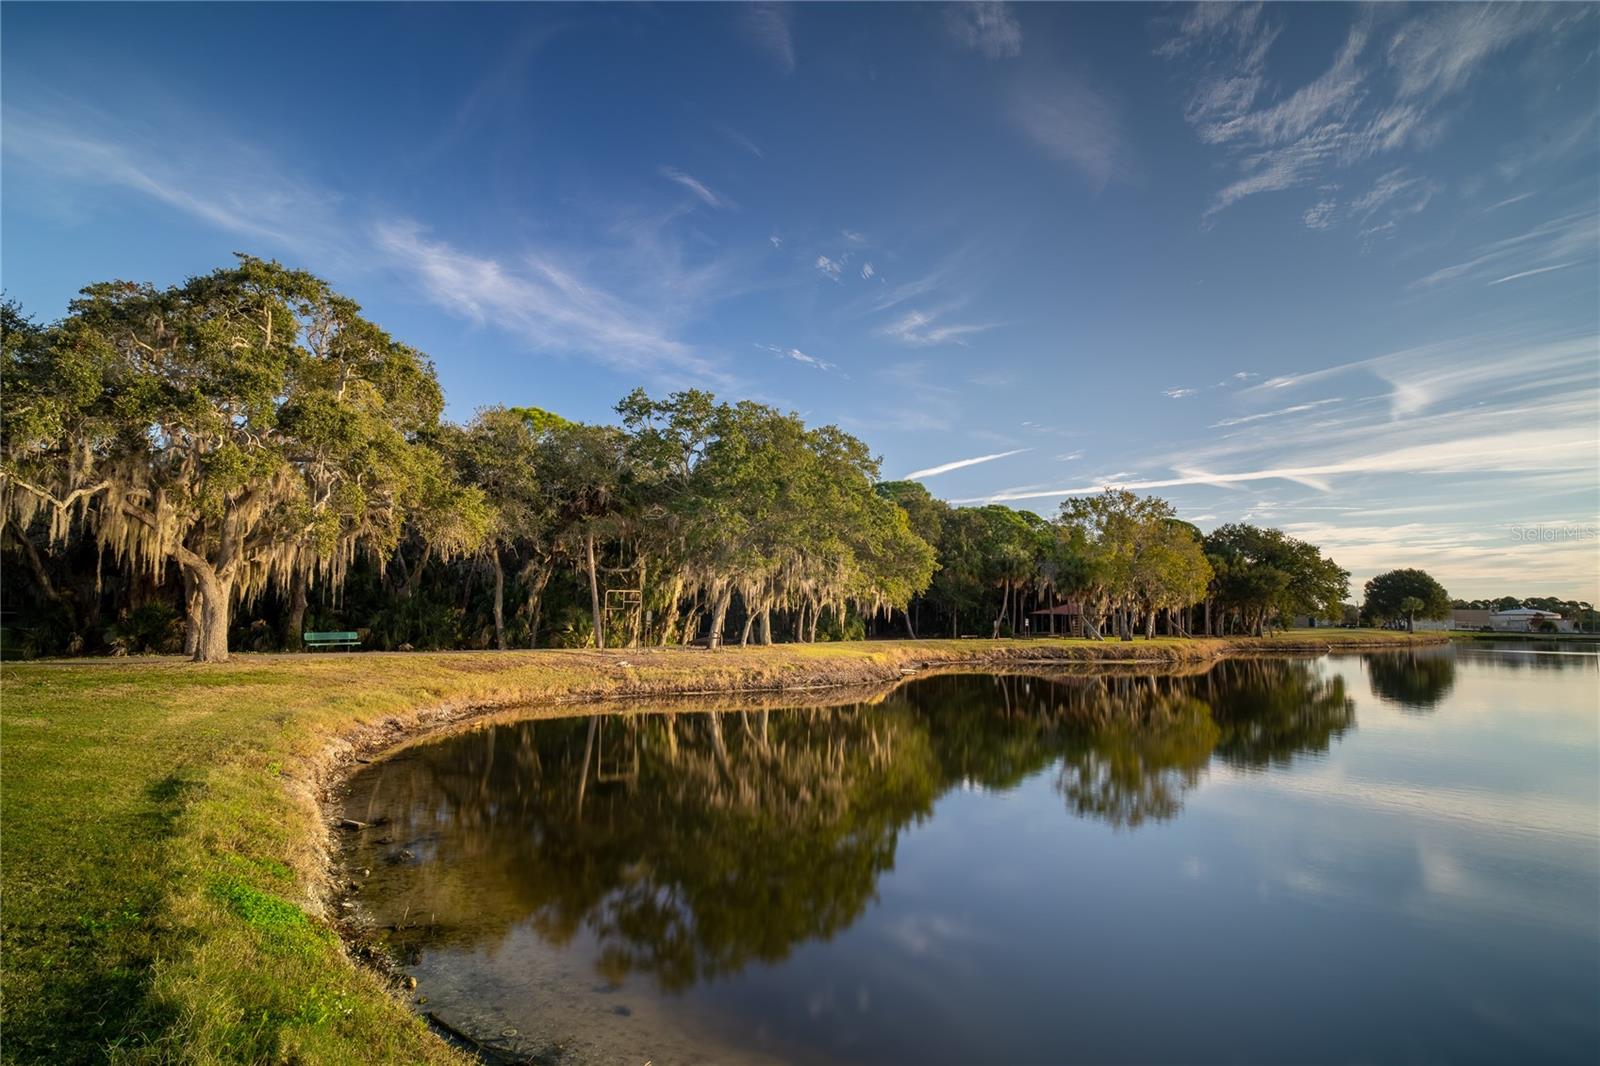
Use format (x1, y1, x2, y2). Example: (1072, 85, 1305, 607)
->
(0, 630, 1440, 1063)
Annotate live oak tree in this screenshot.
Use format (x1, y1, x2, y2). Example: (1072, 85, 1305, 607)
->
(1202, 523, 1349, 636)
(6, 258, 1377, 659)
(452, 408, 561, 650)
(1363, 568, 1450, 629)
(1057, 491, 1214, 641)
(0, 258, 487, 662)
(619, 390, 934, 649)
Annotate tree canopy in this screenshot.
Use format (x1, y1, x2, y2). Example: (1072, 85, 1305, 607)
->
(1363, 568, 1450, 628)
(1, 259, 489, 661)
(0, 258, 1398, 660)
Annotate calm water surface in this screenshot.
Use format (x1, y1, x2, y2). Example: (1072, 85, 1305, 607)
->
(341, 645, 1600, 1064)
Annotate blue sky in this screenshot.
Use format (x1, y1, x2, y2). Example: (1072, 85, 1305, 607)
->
(4, 2, 1597, 600)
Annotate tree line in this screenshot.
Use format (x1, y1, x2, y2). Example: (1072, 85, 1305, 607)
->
(2, 258, 1354, 661)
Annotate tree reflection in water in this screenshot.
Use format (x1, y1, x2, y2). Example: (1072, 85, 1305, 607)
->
(1366, 648, 1457, 712)
(340, 655, 1399, 993)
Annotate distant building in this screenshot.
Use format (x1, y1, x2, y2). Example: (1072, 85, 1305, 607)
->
(1487, 607, 1573, 633)
(1029, 602, 1085, 637)
(1414, 608, 1491, 631)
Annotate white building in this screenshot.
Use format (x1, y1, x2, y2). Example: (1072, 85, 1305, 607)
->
(1487, 607, 1573, 633)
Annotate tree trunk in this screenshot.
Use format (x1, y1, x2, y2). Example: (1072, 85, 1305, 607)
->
(396, 542, 432, 600)
(585, 531, 605, 650)
(282, 568, 309, 651)
(184, 562, 232, 663)
(491, 547, 507, 650)
(739, 608, 755, 646)
(658, 590, 680, 647)
(524, 567, 550, 649)
(759, 610, 772, 645)
(709, 590, 731, 650)
(903, 607, 917, 640)
(181, 569, 202, 658)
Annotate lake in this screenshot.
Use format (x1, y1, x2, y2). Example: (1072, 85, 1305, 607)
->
(339, 644, 1600, 1065)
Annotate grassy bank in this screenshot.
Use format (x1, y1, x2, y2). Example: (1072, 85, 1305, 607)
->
(0, 630, 1441, 1063)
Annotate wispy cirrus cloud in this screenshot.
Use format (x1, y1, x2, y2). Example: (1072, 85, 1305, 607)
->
(374, 220, 724, 382)
(1305, 167, 1441, 236)
(2, 104, 350, 263)
(1410, 209, 1598, 290)
(881, 307, 1001, 347)
(814, 254, 843, 281)
(946, 2, 1022, 60)
(659, 166, 733, 210)
(1164, 387, 1197, 399)
(1211, 398, 1343, 428)
(951, 423, 1596, 503)
(952, 327, 1600, 582)
(905, 448, 1028, 481)
(757, 343, 840, 374)
(1159, 3, 1559, 222)
(716, 124, 764, 159)
(741, 2, 795, 74)
(1009, 78, 1125, 189)
(1248, 332, 1597, 419)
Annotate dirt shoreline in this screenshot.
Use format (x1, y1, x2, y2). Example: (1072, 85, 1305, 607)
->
(309, 633, 1446, 1059)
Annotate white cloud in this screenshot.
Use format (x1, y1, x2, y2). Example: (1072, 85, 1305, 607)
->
(758, 343, 839, 374)
(814, 254, 842, 281)
(1243, 333, 1598, 419)
(905, 448, 1029, 480)
(2, 106, 350, 265)
(770, 234, 783, 248)
(1303, 198, 1338, 229)
(946, 2, 1023, 60)
(1211, 398, 1343, 428)
(861, 262, 876, 280)
(1487, 263, 1578, 285)
(1164, 387, 1197, 399)
(1385, 3, 1549, 103)
(1411, 209, 1597, 290)
(1160, 5, 1555, 220)
(742, 2, 795, 74)
(1010, 79, 1124, 188)
(717, 124, 765, 159)
(880, 307, 1001, 347)
(870, 269, 950, 313)
(842, 229, 867, 243)
(1485, 191, 1536, 211)
(374, 220, 721, 380)
(659, 166, 732, 210)
(952, 424, 1597, 503)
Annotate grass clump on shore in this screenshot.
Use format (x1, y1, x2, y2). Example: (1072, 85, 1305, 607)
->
(0, 632, 1441, 1063)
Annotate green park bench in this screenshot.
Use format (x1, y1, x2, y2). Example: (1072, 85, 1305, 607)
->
(303, 630, 361, 651)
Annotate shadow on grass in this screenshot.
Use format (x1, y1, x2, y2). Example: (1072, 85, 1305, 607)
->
(1, 772, 199, 1063)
